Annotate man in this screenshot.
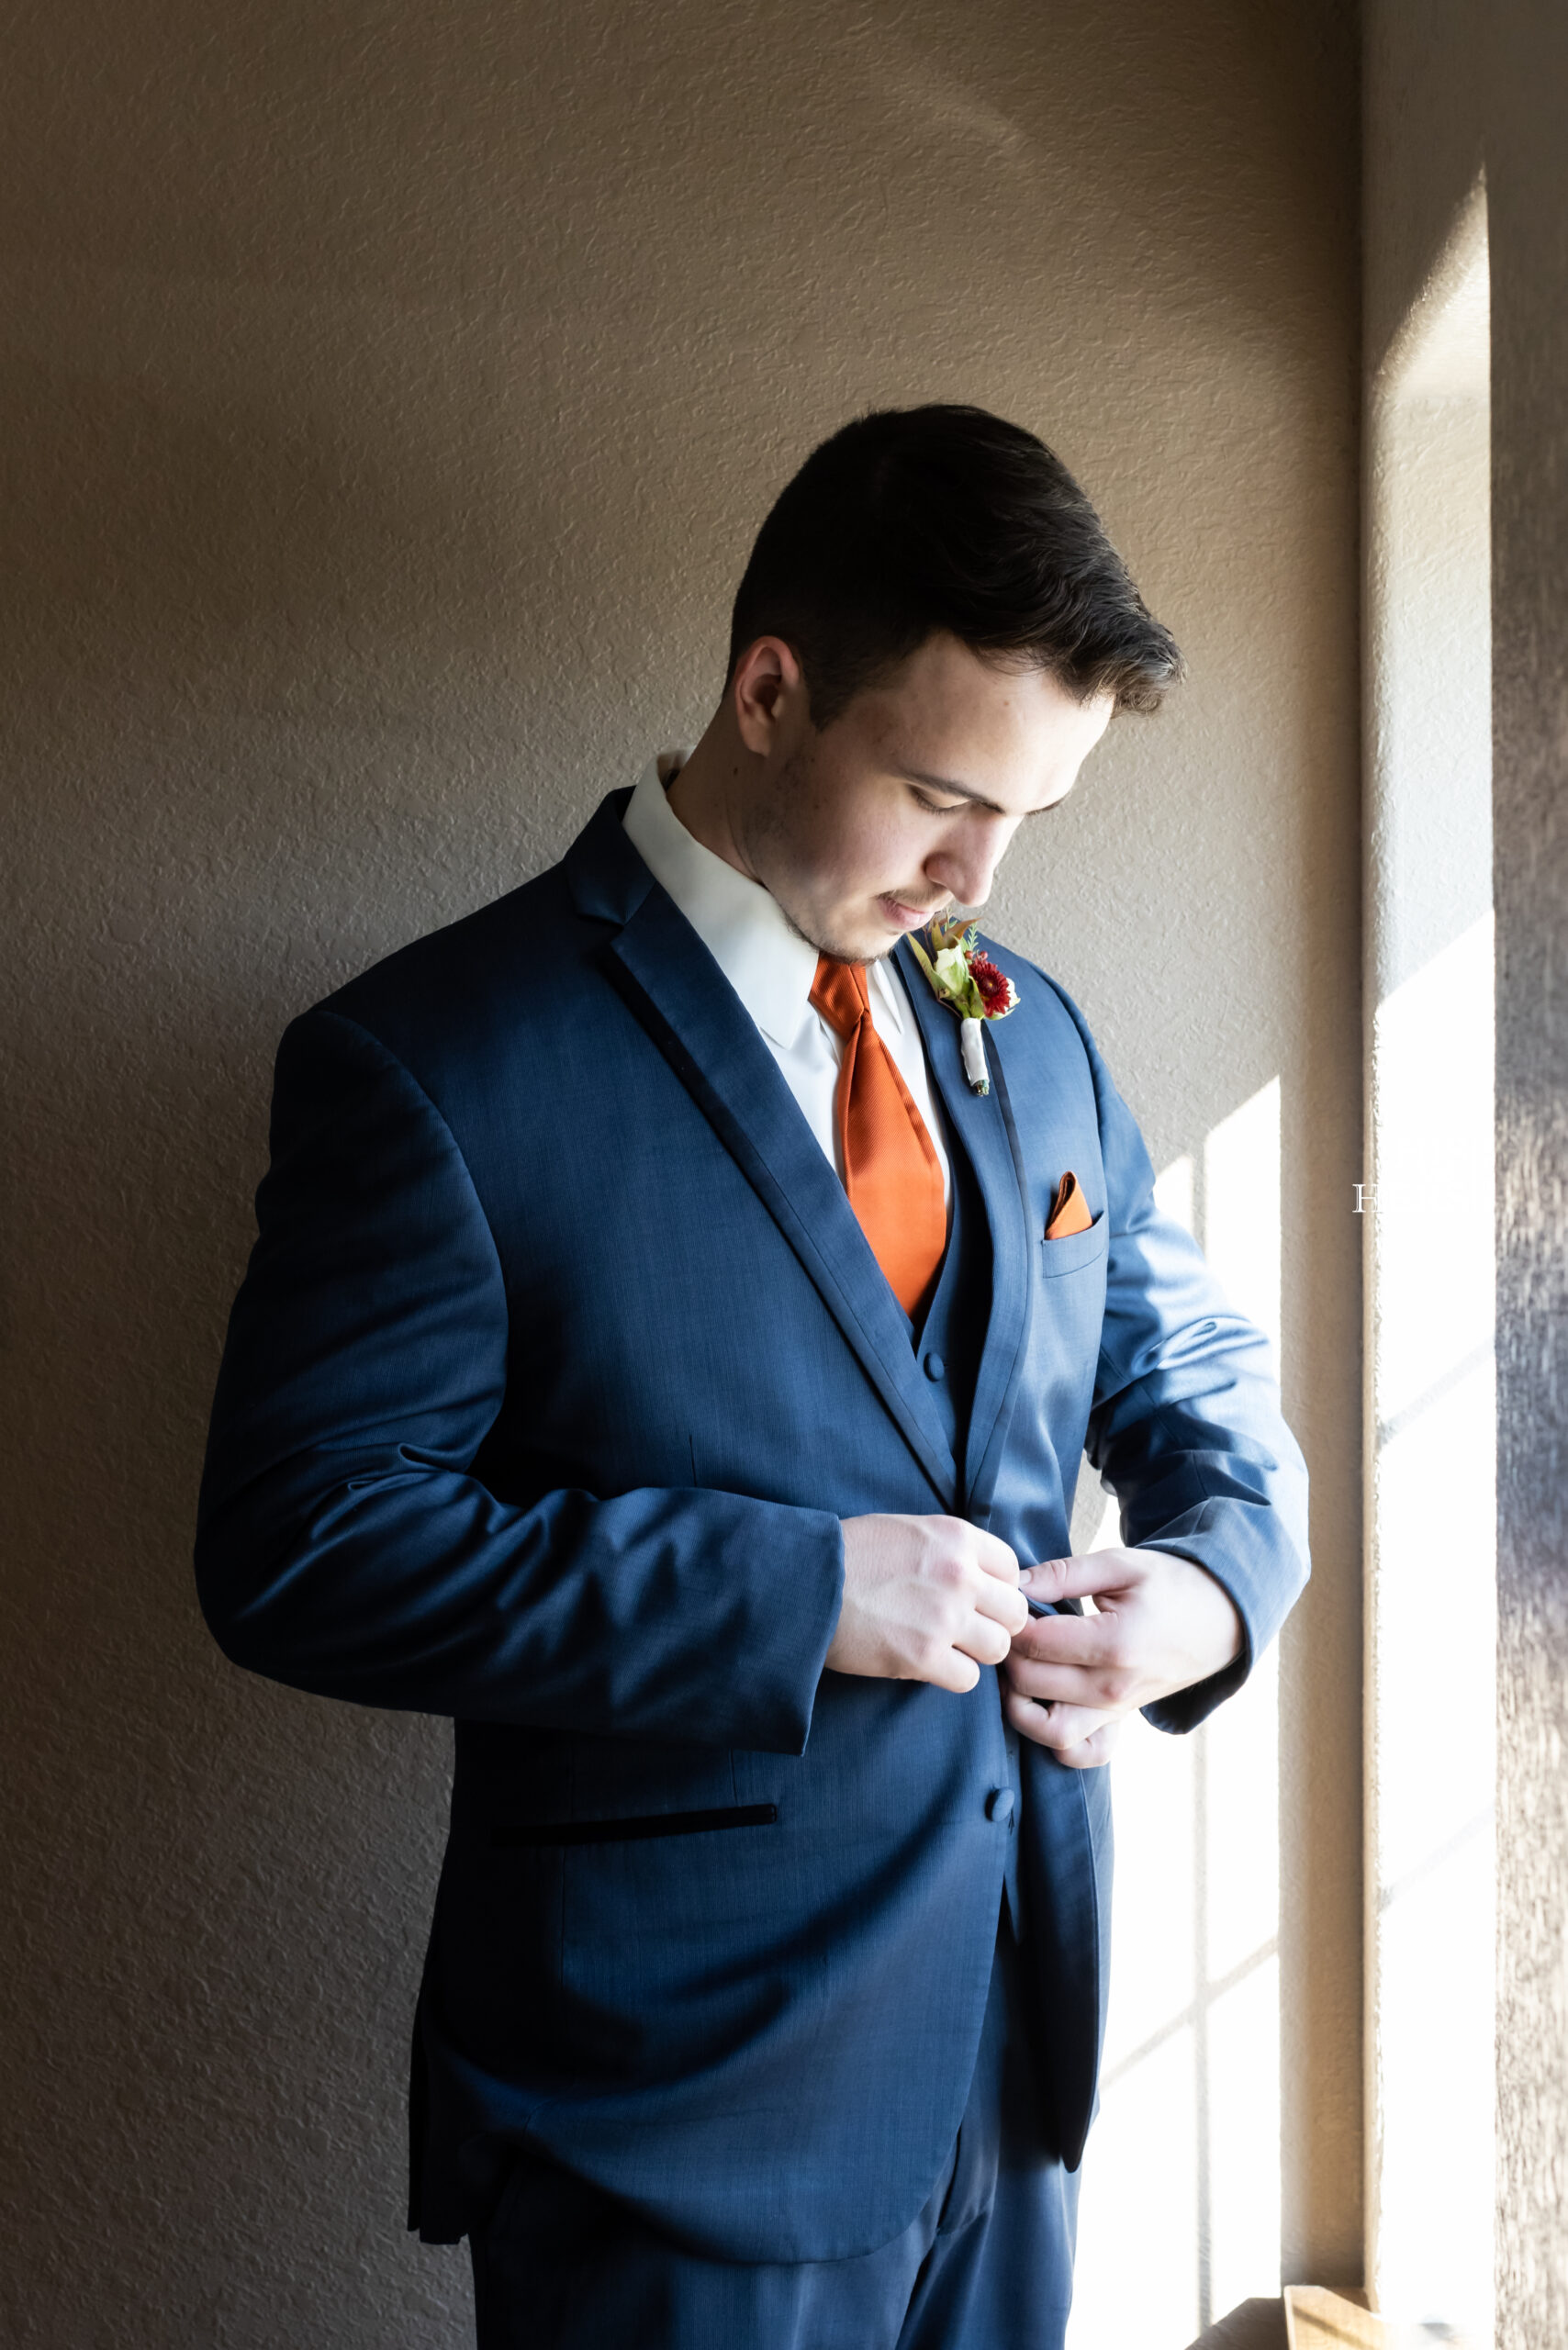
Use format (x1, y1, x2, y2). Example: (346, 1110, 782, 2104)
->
(196, 404, 1307, 2348)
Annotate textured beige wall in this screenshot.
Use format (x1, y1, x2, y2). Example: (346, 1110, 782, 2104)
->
(0, 3, 1361, 2341)
(1366, 6, 1568, 2340)
(1486, 4, 1568, 2340)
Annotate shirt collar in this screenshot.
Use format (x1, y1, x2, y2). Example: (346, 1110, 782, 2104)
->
(622, 752, 911, 1046)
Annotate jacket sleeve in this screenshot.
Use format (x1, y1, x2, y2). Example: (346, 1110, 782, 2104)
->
(1060, 995, 1311, 1734)
(194, 1008, 845, 1752)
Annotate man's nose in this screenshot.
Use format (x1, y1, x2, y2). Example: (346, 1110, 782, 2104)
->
(927, 824, 1009, 909)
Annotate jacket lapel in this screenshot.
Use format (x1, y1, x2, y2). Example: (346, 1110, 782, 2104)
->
(895, 939, 1035, 1518)
(566, 797, 959, 1509)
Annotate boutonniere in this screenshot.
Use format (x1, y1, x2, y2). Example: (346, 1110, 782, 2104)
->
(908, 915, 1018, 1096)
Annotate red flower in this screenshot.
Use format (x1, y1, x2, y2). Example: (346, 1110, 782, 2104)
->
(969, 952, 1013, 1015)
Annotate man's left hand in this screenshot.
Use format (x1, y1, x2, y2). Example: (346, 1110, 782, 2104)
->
(1002, 1547, 1244, 1769)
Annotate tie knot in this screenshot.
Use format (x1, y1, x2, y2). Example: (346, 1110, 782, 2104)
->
(810, 955, 871, 1040)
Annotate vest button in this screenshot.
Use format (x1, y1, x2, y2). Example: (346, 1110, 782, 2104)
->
(923, 1350, 946, 1381)
(986, 1786, 1014, 1825)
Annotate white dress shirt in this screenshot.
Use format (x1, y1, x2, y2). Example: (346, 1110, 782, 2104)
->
(622, 753, 952, 1206)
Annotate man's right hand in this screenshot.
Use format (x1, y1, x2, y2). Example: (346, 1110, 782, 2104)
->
(826, 1515, 1027, 1692)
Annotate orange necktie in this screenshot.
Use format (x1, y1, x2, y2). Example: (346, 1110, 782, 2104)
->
(811, 957, 947, 1317)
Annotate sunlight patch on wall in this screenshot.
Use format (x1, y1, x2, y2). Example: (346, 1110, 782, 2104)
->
(1363, 171, 1493, 2346)
(1367, 916, 1495, 2343)
(1070, 1087, 1283, 2347)
(1205, 1079, 1282, 1376)
(1154, 1150, 1196, 1236)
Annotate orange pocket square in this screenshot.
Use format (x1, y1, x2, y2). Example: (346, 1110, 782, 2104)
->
(1044, 1170, 1092, 1239)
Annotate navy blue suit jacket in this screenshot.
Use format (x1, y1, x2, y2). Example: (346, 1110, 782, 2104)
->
(196, 789, 1308, 2261)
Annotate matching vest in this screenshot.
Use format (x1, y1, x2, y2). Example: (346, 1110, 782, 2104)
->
(910, 1111, 1026, 1929)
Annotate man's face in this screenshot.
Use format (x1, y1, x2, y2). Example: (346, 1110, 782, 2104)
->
(733, 632, 1115, 964)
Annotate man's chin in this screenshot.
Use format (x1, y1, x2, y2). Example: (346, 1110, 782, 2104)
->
(803, 941, 886, 968)
(782, 895, 945, 967)
(811, 922, 904, 966)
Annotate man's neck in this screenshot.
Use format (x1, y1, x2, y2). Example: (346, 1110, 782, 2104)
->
(663, 722, 758, 882)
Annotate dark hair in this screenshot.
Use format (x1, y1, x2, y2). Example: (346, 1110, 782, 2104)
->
(726, 404, 1182, 727)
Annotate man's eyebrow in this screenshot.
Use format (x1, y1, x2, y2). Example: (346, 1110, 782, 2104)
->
(897, 766, 1062, 817)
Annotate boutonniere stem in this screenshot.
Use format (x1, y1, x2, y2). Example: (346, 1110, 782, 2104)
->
(908, 916, 1018, 1096)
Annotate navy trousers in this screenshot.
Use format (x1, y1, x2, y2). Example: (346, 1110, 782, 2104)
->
(468, 1919, 1079, 2350)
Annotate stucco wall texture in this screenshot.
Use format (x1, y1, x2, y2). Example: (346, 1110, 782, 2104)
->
(0, 5, 1361, 2342)
(1488, 6, 1568, 2340)
(1366, 5, 1568, 2337)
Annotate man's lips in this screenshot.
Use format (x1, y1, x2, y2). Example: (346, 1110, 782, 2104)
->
(879, 894, 947, 931)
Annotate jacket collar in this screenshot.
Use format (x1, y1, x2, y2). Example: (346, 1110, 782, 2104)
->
(561, 788, 652, 925)
(566, 793, 960, 1508)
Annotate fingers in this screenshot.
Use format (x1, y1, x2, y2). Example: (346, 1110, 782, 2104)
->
(828, 1514, 1025, 1689)
(1051, 1717, 1125, 1769)
(972, 1573, 1029, 1638)
(965, 1528, 1027, 1641)
(899, 1518, 1022, 1676)
(924, 1646, 983, 1696)
(1004, 1685, 1124, 1768)
(971, 1528, 1022, 1586)
(1021, 1549, 1143, 1606)
(952, 1610, 1015, 1671)
(1005, 1652, 1136, 1710)
(1007, 1601, 1138, 1708)
(938, 1523, 1025, 1662)
(1008, 1608, 1125, 1668)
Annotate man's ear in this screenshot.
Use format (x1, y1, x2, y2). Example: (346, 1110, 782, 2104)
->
(731, 636, 808, 755)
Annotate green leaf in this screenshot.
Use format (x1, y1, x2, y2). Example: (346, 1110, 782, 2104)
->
(907, 936, 938, 987)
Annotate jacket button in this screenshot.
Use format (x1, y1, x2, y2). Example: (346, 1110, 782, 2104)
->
(923, 1351, 946, 1381)
(986, 1786, 1014, 1825)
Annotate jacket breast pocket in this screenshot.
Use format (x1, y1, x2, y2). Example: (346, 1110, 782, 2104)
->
(1039, 1211, 1110, 1277)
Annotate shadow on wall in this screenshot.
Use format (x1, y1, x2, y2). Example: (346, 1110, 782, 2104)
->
(0, 351, 492, 2342)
